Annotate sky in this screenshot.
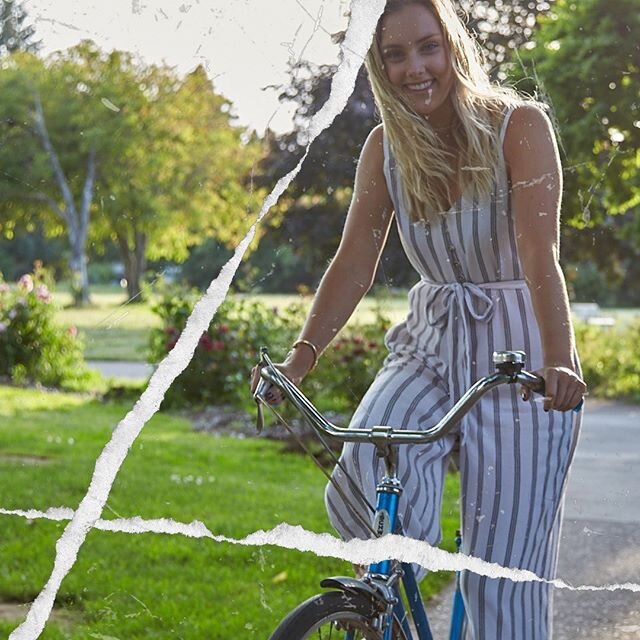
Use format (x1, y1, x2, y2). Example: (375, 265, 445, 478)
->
(24, 0, 352, 134)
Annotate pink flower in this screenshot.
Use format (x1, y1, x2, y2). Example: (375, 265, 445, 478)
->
(17, 274, 34, 293)
(8, 308, 17, 319)
(36, 284, 52, 303)
(0, 283, 9, 294)
(0, 322, 7, 333)
(67, 325, 78, 338)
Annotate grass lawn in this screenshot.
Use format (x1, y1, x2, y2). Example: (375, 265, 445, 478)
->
(0, 386, 460, 639)
(55, 286, 161, 363)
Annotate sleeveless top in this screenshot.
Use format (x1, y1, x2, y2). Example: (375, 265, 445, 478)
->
(381, 107, 536, 400)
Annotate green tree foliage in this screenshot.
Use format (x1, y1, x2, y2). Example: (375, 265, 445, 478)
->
(462, 0, 554, 71)
(0, 51, 103, 304)
(88, 53, 264, 299)
(0, 42, 264, 302)
(511, 0, 640, 303)
(0, 0, 39, 55)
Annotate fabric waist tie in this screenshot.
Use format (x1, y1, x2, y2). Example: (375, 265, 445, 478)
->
(420, 279, 529, 399)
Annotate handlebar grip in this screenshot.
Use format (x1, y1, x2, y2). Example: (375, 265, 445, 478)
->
(520, 372, 583, 413)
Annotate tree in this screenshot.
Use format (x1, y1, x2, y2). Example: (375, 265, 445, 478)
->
(0, 51, 104, 304)
(0, 43, 264, 302)
(461, 0, 554, 72)
(510, 0, 640, 301)
(0, 0, 39, 55)
(92, 60, 264, 300)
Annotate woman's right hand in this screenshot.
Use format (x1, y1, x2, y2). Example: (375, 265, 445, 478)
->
(250, 354, 312, 405)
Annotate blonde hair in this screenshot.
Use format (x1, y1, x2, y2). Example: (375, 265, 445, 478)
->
(365, 0, 526, 222)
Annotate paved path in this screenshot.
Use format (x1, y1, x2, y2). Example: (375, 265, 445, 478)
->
(554, 400, 640, 639)
(87, 360, 154, 380)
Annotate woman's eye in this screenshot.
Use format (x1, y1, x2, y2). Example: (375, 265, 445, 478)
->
(383, 50, 404, 62)
(421, 42, 438, 52)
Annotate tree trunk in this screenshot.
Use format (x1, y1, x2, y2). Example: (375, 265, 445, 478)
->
(69, 236, 91, 306)
(116, 230, 147, 302)
(32, 93, 96, 307)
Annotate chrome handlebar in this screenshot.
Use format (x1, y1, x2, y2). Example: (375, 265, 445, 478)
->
(253, 348, 550, 446)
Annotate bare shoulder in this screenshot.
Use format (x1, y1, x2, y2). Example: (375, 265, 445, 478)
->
(359, 123, 385, 169)
(503, 103, 559, 171)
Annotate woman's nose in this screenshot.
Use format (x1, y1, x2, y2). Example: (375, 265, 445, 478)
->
(406, 51, 426, 77)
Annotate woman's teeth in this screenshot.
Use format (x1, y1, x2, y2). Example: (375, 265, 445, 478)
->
(406, 80, 434, 92)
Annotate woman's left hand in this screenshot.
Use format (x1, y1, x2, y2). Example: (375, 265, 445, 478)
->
(522, 366, 587, 412)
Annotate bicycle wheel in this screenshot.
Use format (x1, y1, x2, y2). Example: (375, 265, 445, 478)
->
(269, 590, 409, 639)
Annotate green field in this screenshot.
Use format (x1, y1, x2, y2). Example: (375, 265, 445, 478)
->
(0, 385, 460, 638)
(53, 287, 410, 363)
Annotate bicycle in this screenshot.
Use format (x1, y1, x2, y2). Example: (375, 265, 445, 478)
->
(253, 348, 578, 640)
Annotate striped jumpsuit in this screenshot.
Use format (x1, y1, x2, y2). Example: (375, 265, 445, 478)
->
(325, 107, 581, 639)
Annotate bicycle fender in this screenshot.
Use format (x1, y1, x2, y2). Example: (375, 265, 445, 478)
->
(320, 576, 385, 606)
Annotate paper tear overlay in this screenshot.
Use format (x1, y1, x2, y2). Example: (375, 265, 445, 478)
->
(3, 507, 640, 595)
(7, 1, 387, 638)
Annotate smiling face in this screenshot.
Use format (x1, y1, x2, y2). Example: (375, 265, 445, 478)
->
(379, 2, 455, 128)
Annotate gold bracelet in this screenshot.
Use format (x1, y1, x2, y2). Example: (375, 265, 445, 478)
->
(291, 339, 319, 370)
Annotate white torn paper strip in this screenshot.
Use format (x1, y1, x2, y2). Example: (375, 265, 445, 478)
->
(8, 2, 387, 638)
(2, 507, 639, 594)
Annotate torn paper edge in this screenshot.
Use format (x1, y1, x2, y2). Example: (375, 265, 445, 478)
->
(2, 507, 639, 594)
(8, 2, 387, 638)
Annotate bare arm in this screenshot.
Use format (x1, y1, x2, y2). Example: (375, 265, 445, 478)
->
(505, 104, 586, 411)
(283, 124, 394, 377)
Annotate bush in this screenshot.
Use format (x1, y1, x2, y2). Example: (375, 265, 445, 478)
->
(308, 307, 391, 413)
(149, 283, 395, 413)
(148, 284, 304, 408)
(151, 281, 640, 414)
(0, 266, 97, 390)
(576, 320, 640, 403)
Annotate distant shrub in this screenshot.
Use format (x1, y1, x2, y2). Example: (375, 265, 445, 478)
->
(0, 266, 97, 390)
(149, 283, 394, 413)
(308, 307, 391, 413)
(576, 321, 640, 403)
(148, 284, 304, 408)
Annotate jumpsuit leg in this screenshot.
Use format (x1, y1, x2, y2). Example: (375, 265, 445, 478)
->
(325, 353, 456, 549)
(459, 384, 581, 640)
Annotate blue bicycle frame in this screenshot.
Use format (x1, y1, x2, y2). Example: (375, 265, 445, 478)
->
(357, 464, 465, 640)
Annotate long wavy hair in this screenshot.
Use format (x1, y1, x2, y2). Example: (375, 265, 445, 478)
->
(365, 0, 526, 222)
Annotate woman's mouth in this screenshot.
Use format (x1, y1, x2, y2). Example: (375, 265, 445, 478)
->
(405, 79, 434, 92)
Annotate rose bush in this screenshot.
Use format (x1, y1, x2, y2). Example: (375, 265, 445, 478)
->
(0, 266, 95, 389)
(149, 283, 394, 412)
(148, 284, 305, 408)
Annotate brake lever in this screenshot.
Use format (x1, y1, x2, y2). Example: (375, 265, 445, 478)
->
(253, 376, 271, 433)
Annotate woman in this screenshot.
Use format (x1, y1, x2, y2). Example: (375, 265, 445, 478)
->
(253, 1, 586, 637)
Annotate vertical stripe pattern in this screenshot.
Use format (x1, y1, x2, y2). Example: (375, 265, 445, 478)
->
(325, 108, 582, 639)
